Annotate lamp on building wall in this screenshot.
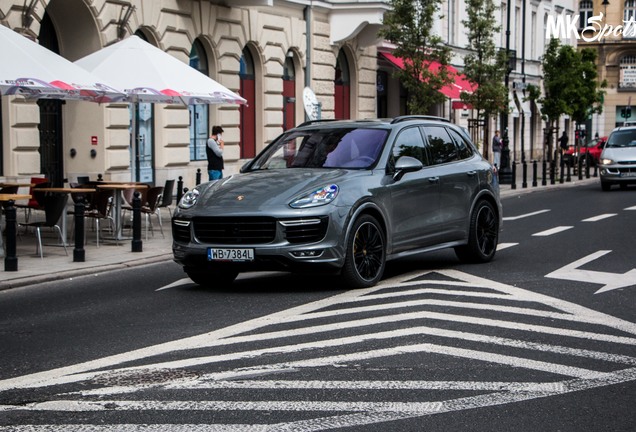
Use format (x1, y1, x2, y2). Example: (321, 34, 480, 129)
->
(602, 0, 610, 18)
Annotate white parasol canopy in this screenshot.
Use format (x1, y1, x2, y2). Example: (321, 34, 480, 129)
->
(0, 24, 124, 103)
(74, 36, 247, 105)
(75, 35, 246, 181)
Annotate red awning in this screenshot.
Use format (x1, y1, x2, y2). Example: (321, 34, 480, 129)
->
(451, 100, 473, 110)
(379, 52, 476, 100)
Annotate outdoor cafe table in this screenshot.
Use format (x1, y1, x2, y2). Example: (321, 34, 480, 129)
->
(0, 193, 31, 259)
(38, 187, 96, 246)
(96, 183, 149, 241)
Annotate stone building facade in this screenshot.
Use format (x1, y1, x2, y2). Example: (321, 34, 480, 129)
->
(0, 0, 577, 189)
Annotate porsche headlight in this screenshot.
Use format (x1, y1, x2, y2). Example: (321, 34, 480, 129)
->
(179, 188, 200, 209)
(290, 184, 339, 209)
(600, 158, 614, 165)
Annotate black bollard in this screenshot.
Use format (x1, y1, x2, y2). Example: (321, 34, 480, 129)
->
(560, 157, 565, 184)
(176, 176, 184, 204)
(4, 200, 18, 271)
(593, 163, 598, 177)
(73, 198, 86, 262)
(196, 168, 202, 185)
(550, 160, 555, 185)
(511, 162, 517, 190)
(566, 160, 572, 182)
(585, 160, 590, 179)
(532, 160, 538, 187)
(578, 157, 583, 180)
(131, 191, 143, 252)
(542, 159, 547, 186)
(522, 161, 528, 188)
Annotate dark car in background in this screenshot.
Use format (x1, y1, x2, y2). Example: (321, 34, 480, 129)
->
(563, 136, 607, 168)
(599, 126, 636, 191)
(172, 116, 502, 288)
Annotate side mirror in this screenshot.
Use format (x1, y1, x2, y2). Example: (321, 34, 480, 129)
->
(393, 156, 423, 181)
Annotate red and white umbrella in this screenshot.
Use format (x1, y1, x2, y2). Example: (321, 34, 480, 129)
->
(75, 35, 246, 105)
(0, 24, 124, 103)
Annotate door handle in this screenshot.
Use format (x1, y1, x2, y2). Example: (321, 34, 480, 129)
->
(428, 177, 440, 183)
(466, 170, 477, 176)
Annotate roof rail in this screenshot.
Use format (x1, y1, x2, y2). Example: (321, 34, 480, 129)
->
(296, 119, 338, 127)
(391, 115, 450, 124)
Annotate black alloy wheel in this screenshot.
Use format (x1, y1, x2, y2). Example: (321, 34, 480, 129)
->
(455, 200, 499, 263)
(341, 214, 386, 288)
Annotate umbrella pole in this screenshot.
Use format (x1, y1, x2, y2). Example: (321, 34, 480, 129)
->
(130, 101, 137, 182)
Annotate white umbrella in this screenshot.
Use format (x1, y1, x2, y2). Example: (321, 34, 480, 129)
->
(75, 35, 247, 180)
(75, 35, 246, 105)
(0, 24, 124, 102)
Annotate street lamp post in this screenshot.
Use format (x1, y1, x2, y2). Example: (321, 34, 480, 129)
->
(499, 0, 513, 184)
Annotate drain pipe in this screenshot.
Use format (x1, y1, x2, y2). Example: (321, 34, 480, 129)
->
(304, 3, 312, 121)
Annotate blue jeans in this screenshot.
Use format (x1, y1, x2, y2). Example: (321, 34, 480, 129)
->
(208, 170, 222, 181)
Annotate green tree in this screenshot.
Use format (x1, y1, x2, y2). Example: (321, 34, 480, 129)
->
(526, 38, 606, 162)
(460, 0, 508, 157)
(379, 0, 452, 114)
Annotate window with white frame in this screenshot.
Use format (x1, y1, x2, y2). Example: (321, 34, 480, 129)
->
(620, 55, 636, 88)
(625, 0, 636, 25)
(579, 0, 593, 29)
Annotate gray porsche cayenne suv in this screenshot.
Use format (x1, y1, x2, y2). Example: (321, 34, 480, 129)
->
(172, 116, 502, 288)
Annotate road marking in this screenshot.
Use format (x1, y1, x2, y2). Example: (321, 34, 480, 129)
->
(155, 278, 191, 291)
(582, 213, 617, 222)
(546, 250, 636, 294)
(3, 269, 636, 430)
(625, 205, 636, 210)
(502, 209, 550, 221)
(496, 242, 517, 250)
(532, 226, 573, 236)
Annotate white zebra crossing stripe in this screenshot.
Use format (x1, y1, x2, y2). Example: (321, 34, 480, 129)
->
(3, 269, 636, 431)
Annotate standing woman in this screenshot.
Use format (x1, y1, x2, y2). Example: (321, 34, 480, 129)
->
(207, 125, 225, 180)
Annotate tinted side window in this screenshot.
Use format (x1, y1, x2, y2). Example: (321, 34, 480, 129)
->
(448, 128, 473, 159)
(424, 126, 457, 164)
(392, 127, 429, 166)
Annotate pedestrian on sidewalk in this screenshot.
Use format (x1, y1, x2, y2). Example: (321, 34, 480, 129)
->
(492, 130, 502, 168)
(207, 125, 225, 181)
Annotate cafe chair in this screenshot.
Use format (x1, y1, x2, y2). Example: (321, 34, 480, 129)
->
(84, 189, 115, 247)
(14, 177, 50, 224)
(141, 186, 164, 240)
(156, 179, 175, 220)
(18, 192, 68, 259)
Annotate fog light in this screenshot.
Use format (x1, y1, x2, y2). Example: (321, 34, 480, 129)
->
(291, 250, 323, 258)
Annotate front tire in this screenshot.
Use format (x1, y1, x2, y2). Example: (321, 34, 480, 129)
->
(341, 215, 386, 288)
(455, 200, 499, 263)
(601, 181, 611, 191)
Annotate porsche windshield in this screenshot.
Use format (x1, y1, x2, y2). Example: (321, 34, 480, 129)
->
(249, 128, 389, 170)
(607, 130, 636, 148)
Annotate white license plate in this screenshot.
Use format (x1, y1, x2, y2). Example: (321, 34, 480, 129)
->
(208, 248, 254, 262)
(622, 172, 636, 177)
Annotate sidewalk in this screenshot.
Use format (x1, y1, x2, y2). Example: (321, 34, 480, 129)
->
(0, 208, 174, 290)
(0, 166, 600, 290)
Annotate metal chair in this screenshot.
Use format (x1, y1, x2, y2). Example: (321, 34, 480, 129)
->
(14, 178, 50, 224)
(140, 186, 164, 240)
(156, 178, 175, 222)
(18, 192, 69, 259)
(84, 189, 115, 247)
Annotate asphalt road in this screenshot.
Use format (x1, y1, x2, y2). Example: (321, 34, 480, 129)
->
(1, 181, 635, 431)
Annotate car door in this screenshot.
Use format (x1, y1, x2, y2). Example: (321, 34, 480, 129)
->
(386, 126, 441, 252)
(423, 125, 480, 241)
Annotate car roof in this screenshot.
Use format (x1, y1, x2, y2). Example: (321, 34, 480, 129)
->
(294, 115, 454, 131)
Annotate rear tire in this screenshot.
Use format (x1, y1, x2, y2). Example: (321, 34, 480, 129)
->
(455, 200, 499, 263)
(341, 215, 386, 288)
(185, 268, 238, 287)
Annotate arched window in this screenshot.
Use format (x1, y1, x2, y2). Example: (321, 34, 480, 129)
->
(240, 47, 256, 158)
(189, 40, 209, 161)
(620, 55, 636, 88)
(579, 0, 593, 29)
(283, 53, 296, 131)
(334, 50, 350, 120)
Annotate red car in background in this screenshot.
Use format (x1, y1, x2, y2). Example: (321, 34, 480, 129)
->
(563, 136, 607, 167)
